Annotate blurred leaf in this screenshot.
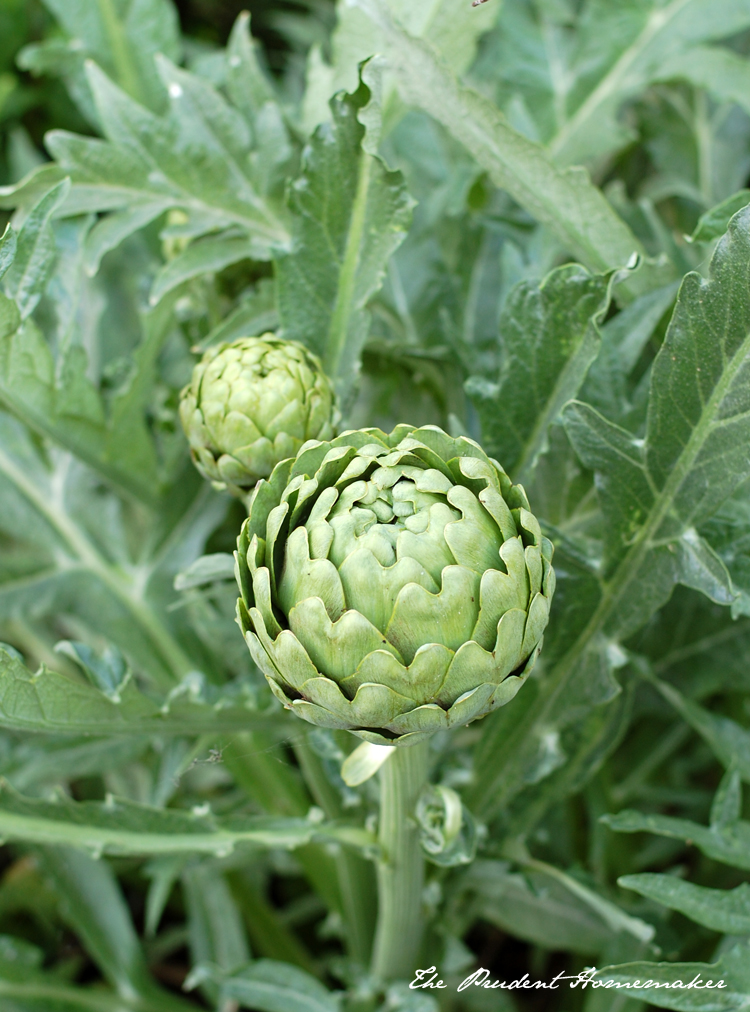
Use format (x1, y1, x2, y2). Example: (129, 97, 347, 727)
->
(619, 873, 750, 935)
(463, 859, 644, 955)
(657, 45, 750, 119)
(174, 552, 235, 591)
(191, 958, 342, 1012)
(651, 675, 750, 781)
(35, 846, 154, 998)
(183, 863, 250, 1003)
(149, 233, 261, 307)
(492, 0, 750, 166)
(690, 189, 750, 243)
(19, 0, 181, 123)
(54, 640, 128, 700)
(602, 807, 750, 871)
(596, 940, 750, 1011)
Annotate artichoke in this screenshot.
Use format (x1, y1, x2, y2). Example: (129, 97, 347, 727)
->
(235, 425, 555, 745)
(179, 335, 339, 495)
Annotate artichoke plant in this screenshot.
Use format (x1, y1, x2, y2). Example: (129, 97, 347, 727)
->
(179, 335, 339, 496)
(236, 425, 555, 745)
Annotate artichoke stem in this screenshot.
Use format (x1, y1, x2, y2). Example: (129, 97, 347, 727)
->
(371, 741, 430, 982)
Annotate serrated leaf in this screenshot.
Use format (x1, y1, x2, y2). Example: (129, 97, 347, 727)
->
(15, 58, 289, 267)
(305, 0, 496, 132)
(0, 780, 322, 855)
(226, 12, 275, 119)
(466, 262, 614, 482)
(619, 874, 750, 935)
(563, 206, 750, 635)
(276, 81, 413, 401)
(4, 179, 70, 318)
(0, 650, 280, 737)
(470, 211, 750, 822)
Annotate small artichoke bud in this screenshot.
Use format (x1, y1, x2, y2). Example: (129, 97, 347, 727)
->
(179, 335, 339, 497)
(235, 425, 555, 746)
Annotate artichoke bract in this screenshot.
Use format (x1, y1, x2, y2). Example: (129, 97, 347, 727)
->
(235, 425, 555, 746)
(179, 335, 339, 496)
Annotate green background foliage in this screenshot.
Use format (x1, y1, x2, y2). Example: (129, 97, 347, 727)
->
(1, 0, 750, 1009)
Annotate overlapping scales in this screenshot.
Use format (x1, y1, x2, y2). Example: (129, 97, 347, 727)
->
(235, 425, 555, 745)
(180, 334, 339, 496)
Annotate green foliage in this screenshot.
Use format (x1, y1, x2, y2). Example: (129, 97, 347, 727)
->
(0, 0, 750, 1007)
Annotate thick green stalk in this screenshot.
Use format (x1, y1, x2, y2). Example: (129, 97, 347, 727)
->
(371, 741, 430, 981)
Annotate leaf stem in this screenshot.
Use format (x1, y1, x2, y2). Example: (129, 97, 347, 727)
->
(371, 741, 430, 982)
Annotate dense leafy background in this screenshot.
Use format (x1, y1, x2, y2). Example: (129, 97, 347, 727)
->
(1, 1, 750, 1010)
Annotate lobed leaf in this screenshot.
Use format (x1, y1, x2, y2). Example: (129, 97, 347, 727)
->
(276, 81, 413, 402)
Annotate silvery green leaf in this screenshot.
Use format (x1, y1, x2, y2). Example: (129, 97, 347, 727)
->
(304, 0, 496, 132)
(502, 0, 750, 166)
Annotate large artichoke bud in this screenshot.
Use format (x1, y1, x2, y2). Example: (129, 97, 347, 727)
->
(179, 335, 339, 496)
(235, 425, 555, 746)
